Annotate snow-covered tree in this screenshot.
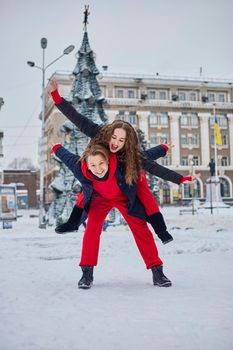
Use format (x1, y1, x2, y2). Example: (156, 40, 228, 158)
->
(48, 24, 107, 225)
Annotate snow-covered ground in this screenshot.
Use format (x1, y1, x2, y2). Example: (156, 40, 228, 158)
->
(1, 206, 233, 350)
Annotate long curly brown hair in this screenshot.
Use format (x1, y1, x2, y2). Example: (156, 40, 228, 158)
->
(89, 120, 144, 185)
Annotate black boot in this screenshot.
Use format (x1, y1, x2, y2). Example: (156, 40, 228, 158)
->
(78, 266, 94, 289)
(148, 212, 173, 244)
(151, 266, 172, 287)
(55, 206, 83, 234)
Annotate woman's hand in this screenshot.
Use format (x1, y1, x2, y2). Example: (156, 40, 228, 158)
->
(180, 173, 201, 184)
(166, 143, 175, 157)
(48, 79, 58, 97)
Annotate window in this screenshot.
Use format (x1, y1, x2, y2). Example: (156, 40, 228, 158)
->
(208, 93, 215, 102)
(181, 134, 189, 146)
(210, 134, 215, 146)
(161, 157, 170, 166)
(180, 113, 198, 127)
(191, 134, 199, 146)
(160, 113, 168, 126)
(220, 178, 230, 197)
(210, 116, 215, 127)
(178, 92, 186, 101)
(192, 156, 199, 165)
(180, 134, 199, 147)
(218, 94, 225, 102)
(183, 184, 192, 198)
(191, 114, 198, 126)
(219, 115, 227, 127)
(159, 91, 166, 100)
(183, 181, 201, 199)
(160, 133, 168, 144)
(221, 157, 228, 166)
(181, 156, 189, 166)
(128, 112, 137, 125)
(128, 90, 135, 99)
(150, 135, 158, 145)
(210, 114, 227, 128)
(116, 89, 124, 98)
(180, 114, 189, 127)
(149, 113, 157, 126)
(149, 112, 168, 127)
(210, 133, 228, 146)
(117, 110, 125, 120)
(150, 133, 168, 145)
(148, 91, 156, 99)
(222, 134, 228, 146)
(190, 92, 197, 101)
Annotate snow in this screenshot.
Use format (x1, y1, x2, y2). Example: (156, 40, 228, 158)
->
(1, 206, 233, 350)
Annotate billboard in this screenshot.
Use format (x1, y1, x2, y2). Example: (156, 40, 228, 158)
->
(0, 184, 17, 221)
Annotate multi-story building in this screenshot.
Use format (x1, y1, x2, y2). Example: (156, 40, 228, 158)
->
(44, 72, 233, 205)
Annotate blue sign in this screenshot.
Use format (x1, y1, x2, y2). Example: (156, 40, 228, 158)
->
(0, 185, 17, 221)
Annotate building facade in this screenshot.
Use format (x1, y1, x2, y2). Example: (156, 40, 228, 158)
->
(44, 72, 233, 205)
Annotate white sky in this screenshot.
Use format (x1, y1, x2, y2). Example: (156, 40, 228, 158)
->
(1, 0, 233, 167)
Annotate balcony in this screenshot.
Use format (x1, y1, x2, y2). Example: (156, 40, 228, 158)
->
(105, 98, 233, 111)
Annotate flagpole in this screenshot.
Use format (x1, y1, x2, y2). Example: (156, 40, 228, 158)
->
(213, 104, 219, 213)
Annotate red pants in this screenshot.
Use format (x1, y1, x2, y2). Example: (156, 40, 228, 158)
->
(79, 194, 163, 269)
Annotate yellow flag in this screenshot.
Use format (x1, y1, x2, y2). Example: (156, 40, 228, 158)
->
(214, 117, 222, 145)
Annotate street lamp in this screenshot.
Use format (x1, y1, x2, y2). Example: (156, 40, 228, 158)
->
(27, 38, 74, 228)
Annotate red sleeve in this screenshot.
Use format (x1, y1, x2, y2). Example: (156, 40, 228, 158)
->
(51, 89, 62, 104)
(136, 172, 160, 215)
(180, 176, 192, 184)
(160, 144, 169, 151)
(52, 144, 62, 152)
(75, 192, 84, 208)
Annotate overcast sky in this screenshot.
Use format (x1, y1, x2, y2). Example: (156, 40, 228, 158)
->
(1, 0, 233, 168)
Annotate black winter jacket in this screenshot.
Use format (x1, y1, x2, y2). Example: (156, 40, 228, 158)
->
(55, 146, 150, 224)
(55, 98, 183, 184)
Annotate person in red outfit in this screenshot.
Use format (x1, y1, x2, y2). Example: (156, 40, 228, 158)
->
(52, 143, 175, 289)
(49, 80, 193, 244)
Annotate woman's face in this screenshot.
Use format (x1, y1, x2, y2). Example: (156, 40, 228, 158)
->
(109, 128, 126, 153)
(87, 154, 109, 178)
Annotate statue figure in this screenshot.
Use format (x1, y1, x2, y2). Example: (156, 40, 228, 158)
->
(83, 5, 90, 31)
(208, 158, 215, 177)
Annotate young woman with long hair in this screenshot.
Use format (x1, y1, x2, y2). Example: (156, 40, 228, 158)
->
(52, 142, 172, 289)
(50, 80, 193, 244)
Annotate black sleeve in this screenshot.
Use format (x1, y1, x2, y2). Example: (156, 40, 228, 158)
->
(143, 145, 167, 160)
(55, 146, 81, 177)
(143, 158, 183, 185)
(56, 98, 103, 138)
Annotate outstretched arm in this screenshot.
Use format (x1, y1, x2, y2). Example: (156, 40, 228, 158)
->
(142, 158, 194, 185)
(52, 144, 81, 177)
(49, 80, 102, 139)
(143, 144, 169, 160)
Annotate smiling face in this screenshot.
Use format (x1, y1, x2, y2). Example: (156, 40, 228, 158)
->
(87, 154, 109, 178)
(109, 128, 127, 153)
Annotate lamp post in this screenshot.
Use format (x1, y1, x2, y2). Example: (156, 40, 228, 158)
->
(27, 38, 74, 228)
(190, 159, 196, 215)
